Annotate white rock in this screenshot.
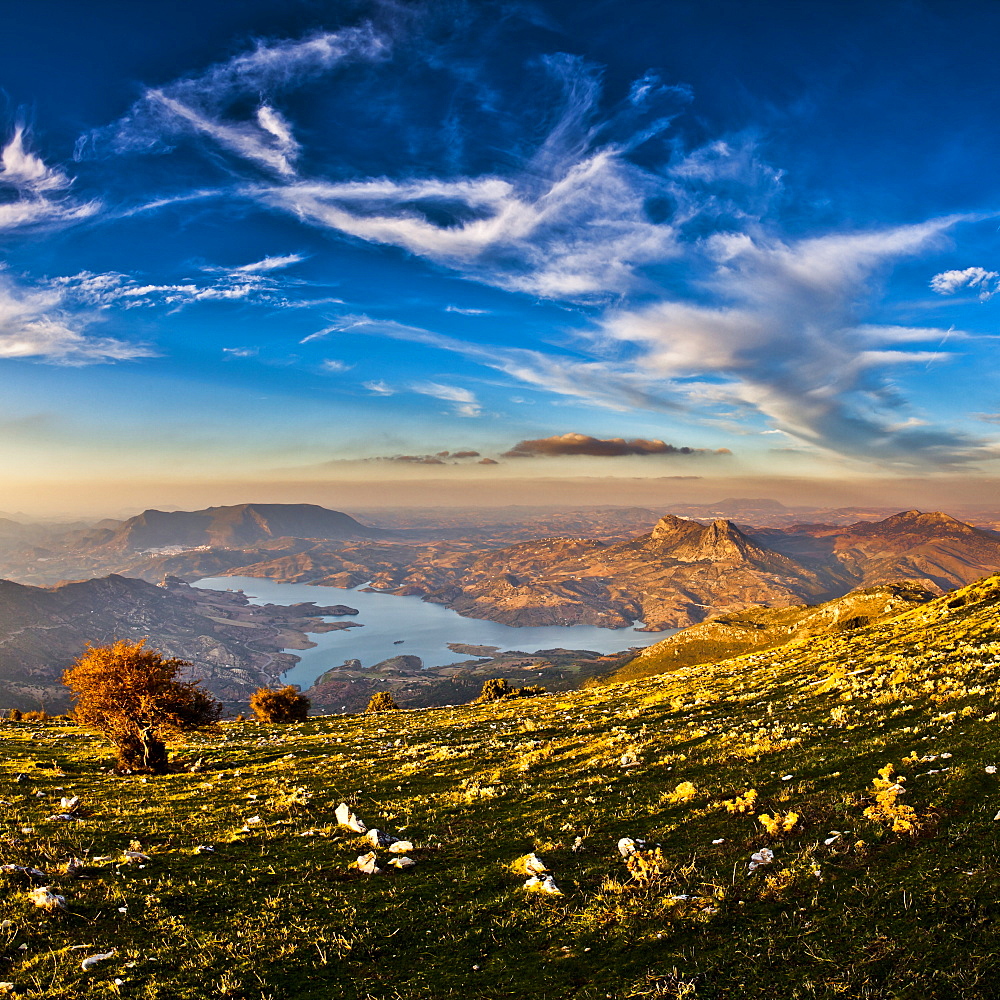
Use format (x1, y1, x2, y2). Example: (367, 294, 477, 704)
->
(523, 875, 562, 895)
(388, 856, 415, 869)
(748, 848, 774, 872)
(29, 887, 66, 912)
(354, 851, 381, 875)
(523, 853, 547, 875)
(388, 841, 414, 854)
(335, 803, 367, 834)
(617, 837, 637, 858)
(81, 950, 115, 971)
(366, 828, 397, 848)
(123, 851, 150, 864)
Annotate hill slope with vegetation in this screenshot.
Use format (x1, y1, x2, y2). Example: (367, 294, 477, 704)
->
(600, 580, 938, 685)
(2, 573, 1000, 997)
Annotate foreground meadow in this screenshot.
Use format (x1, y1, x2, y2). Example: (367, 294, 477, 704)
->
(2, 575, 1000, 998)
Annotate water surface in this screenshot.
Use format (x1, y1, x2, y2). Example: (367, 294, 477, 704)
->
(193, 576, 669, 689)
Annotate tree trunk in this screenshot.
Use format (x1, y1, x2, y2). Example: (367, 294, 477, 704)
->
(139, 727, 168, 773)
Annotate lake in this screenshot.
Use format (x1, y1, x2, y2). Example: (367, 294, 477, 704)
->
(193, 576, 669, 689)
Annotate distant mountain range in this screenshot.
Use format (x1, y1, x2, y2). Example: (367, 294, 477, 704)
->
(181, 507, 1000, 629)
(389, 509, 1000, 628)
(3, 502, 1000, 633)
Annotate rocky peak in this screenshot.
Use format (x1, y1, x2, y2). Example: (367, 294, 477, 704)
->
(649, 515, 759, 563)
(851, 510, 977, 538)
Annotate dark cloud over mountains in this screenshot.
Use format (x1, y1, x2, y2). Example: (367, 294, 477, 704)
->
(502, 433, 728, 459)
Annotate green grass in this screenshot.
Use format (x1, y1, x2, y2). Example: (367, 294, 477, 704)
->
(3, 575, 1000, 997)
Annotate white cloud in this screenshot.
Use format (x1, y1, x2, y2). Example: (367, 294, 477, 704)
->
(320, 358, 351, 373)
(49, 269, 287, 309)
(445, 304, 491, 315)
(411, 381, 477, 404)
(412, 381, 482, 417)
(930, 266, 999, 298)
(335, 315, 680, 413)
(78, 27, 388, 176)
(1, 126, 70, 193)
(0, 272, 152, 364)
(0, 127, 99, 232)
(363, 379, 394, 395)
(596, 218, 994, 465)
(229, 253, 304, 273)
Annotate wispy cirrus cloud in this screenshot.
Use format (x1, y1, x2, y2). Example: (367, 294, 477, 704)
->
(332, 314, 683, 413)
(245, 55, 690, 298)
(0, 126, 99, 232)
(48, 265, 295, 310)
(0, 272, 152, 364)
(76, 27, 388, 177)
(596, 218, 996, 466)
(411, 381, 481, 417)
(205, 253, 305, 275)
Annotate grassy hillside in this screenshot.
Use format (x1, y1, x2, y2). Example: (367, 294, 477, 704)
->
(2, 574, 1000, 997)
(601, 581, 937, 685)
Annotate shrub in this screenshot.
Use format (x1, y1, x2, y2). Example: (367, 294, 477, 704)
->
(8, 708, 22, 722)
(365, 691, 399, 712)
(62, 639, 221, 773)
(250, 685, 310, 722)
(477, 678, 548, 703)
(478, 678, 511, 702)
(21, 710, 49, 722)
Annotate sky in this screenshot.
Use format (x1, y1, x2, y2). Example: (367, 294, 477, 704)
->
(3, 0, 1000, 516)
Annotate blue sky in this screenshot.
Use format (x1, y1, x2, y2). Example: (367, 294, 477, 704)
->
(3, 0, 1000, 512)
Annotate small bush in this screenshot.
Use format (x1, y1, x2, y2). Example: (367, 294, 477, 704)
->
(8, 708, 22, 722)
(250, 685, 310, 723)
(365, 691, 399, 712)
(21, 710, 49, 722)
(233, 714, 245, 723)
(477, 678, 547, 703)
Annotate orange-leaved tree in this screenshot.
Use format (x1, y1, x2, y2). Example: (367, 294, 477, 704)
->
(63, 639, 221, 773)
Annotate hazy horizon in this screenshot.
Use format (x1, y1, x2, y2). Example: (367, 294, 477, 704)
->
(6, 473, 1000, 523)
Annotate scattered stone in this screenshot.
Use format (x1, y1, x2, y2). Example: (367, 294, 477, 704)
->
(511, 853, 548, 876)
(81, 950, 116, 971)
(28, 887, 66, 912)
(366, 828, 398, 848)
(523, 875, 562, 895)
(748, 848, 774, 872)
(388, 840, 414, 854)
(354, 852, 381, 875)
(335, 803, 367, 834)
(388, 856, 415, 869)
(1, 865, 47, 881)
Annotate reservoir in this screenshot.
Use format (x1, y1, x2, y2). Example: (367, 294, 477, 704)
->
(193, 576, 668, 689)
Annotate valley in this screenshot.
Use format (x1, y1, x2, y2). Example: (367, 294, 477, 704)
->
(4, 501, 1000, 714)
